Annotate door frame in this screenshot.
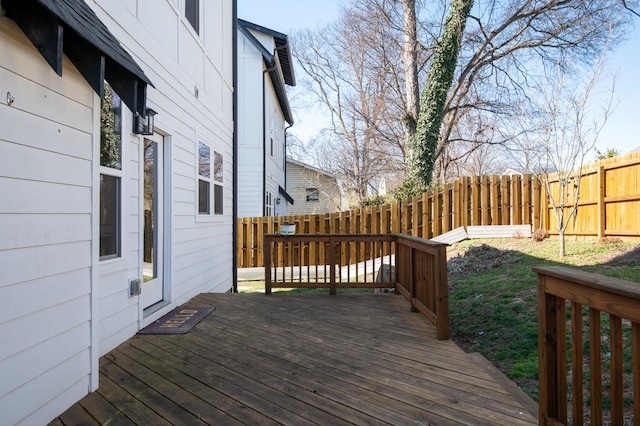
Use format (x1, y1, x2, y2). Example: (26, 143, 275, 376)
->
(139, 130, 172, 321)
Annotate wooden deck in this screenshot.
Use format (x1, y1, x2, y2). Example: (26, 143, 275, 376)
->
(51, 293, 538, 425)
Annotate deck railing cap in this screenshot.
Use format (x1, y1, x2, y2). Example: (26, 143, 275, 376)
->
(533, 265, 640, 301)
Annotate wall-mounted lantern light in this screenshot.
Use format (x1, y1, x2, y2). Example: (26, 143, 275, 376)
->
(134, 108, 157, 135)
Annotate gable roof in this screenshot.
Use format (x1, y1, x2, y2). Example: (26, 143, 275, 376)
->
(287, 158, 336, 179)
(238, 18, 295, 124)
(238, 19, 295, 86)
(3, 0, 152, 115)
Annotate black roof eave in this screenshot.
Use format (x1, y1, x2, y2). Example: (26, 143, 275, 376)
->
(238, 18, 295, 87)
(3, 0, 153, 115)
(238, 24, 294, 124)
(278, 185, 295, 205)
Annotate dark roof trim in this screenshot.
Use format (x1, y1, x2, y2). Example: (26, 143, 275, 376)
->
(279, 185, 294, 205)
(238, 19, 295, 86)
(238, 23, 294, 124)
(3, 0, 153, 115)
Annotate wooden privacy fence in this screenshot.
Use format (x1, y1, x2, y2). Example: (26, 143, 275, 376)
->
(534, 266, 640, 425)
(545, 152, 640, 239)
(264, 233, 449, 339)
(239, 173, 540, 268)
(238, 153, 640, 268)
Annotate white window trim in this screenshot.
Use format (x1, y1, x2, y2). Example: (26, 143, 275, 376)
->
(99, 85, 127, 263)
(195, 141, 225, 222)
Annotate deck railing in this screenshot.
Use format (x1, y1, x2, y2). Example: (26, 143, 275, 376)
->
(264, 233, 449, 339)
(534, 266, 640, 425)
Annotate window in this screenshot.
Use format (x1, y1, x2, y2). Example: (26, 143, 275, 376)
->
(213, 151, 223, 215)
(198, 143, 224, 216)
(100, 83, 123, 259)
(264, 192, 272, 216)
(185, 0, 199, 34)
(198, 141, 210, 214)
(306, 187, 320, 202)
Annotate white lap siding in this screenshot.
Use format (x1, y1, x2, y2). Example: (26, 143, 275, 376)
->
(89, 0, 234, 350)
(0, 17, 95, 425)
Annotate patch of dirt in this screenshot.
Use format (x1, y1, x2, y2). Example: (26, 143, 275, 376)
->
(447, 243, 519, 274)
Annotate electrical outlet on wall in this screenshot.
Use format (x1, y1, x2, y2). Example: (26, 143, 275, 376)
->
(129, 278, 142, 297)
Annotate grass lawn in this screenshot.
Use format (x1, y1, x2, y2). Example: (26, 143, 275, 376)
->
(447, 237, 640, 401)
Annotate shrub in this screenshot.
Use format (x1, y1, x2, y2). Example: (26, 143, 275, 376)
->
(532, 228, 549, 242)
(598, 236, 623, 245)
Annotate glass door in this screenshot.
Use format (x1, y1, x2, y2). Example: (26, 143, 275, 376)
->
(142, 136, 164, 308)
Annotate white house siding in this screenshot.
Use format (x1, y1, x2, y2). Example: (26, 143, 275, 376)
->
(1, 0, 235, 423)
(237, 32, 265, 217)
(87, 0, 235, 355)
(0, 18, 94, 425)
(286, 161, 345, 215)
(264, 82, 287, 216)
(237, 25, 289, 218)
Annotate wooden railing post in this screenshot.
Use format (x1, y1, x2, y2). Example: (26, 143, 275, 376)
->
(329, 235, 336, 295)
(264, 236, 272, 295)
(434, 243, 449, 341)
(538, 273, 559, 424)
(535, 266, 640, 425)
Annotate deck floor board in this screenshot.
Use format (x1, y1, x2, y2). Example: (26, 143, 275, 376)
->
(53, 293, 538, 425)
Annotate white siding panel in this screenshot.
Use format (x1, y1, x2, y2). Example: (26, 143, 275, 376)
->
(0, 214, 90, 250)
(0, 142, 91, 186)
(0, 323, 89, 400)
(179, 27, 205, 86)
(0, 350, 90, 426)
(0, 242, 91, 288)
(0, 269, 89, 325)
(0, 178, 91, 214)
(0, 67, 93, 133)
(138, 0, 179, 58)
(0, 294, 90, 362)
(98, 303, 137, 356)
(0, 105, 92, 160)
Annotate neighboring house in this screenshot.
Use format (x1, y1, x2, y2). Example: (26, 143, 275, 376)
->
(286, 158, 347, 215)
(236, 19, 295, 218)
(502, 168, 528, 176)
(0, 0, 235, 423)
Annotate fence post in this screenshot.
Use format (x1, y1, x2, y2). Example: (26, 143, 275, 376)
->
(454, 179, 462, 229)
(512, 175, 522, 224)
(471, 176, 480, 226)
(443, 185, 451, 232)
(501, 175, 511, 225)
(597, 165, 606, 238)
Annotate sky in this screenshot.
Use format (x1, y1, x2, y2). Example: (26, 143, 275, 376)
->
(238, 0, 640, 157)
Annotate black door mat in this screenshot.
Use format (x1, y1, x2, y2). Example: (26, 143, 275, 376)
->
(138, 306, 215, 335)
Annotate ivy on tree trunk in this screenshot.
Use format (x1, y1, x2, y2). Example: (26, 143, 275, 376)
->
(409, 0, 473, 186)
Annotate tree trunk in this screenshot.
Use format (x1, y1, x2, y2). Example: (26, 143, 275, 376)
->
(401, 0, 419, 140)
(559, 228, 566, 258)
(410, 0, 474, 186)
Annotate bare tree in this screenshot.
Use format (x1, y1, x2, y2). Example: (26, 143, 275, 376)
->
(293, 7, 407, 205)
(433, 0, 631, 181)
(511, 55, 616, 257)
(292, 0, 633, 199)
